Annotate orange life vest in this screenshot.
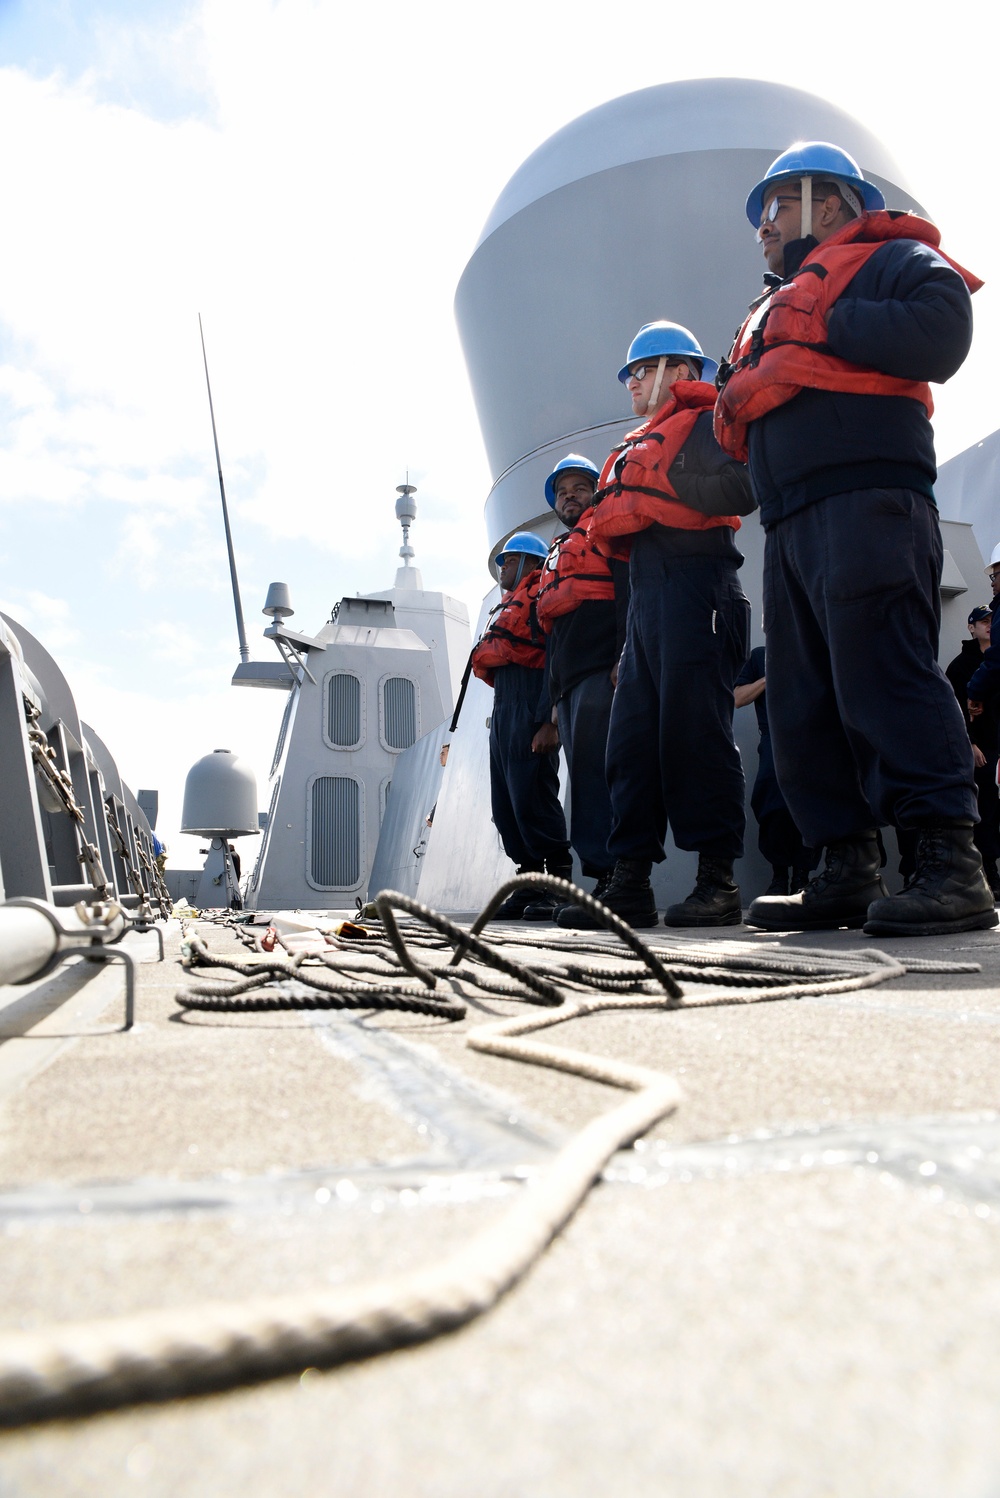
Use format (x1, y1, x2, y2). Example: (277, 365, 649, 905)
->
(470, 570, 547, 686)
(535, 517, 616, 632)
(714, 211, 983, 462)
(588, 381, 742, 560)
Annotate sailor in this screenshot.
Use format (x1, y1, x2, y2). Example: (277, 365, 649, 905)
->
(558, 321, 756, 930)
(716, 141, 994, 936)
(470, 531, 571, 918)
(945, 602, 1000, 901)
(966, 545, 1000, 879)
(532, 455, 626, 920)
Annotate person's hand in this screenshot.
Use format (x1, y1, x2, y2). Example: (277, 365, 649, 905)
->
(973, 744, 987, 768)
(531, 722, 560, 754)
(969, 698, 984, 719)
(610, 662, 619, 688)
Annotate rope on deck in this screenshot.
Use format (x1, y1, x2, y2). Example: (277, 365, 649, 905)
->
(0, 875, 980, 1425)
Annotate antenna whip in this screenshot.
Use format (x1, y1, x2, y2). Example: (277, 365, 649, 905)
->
(199, 314, 250, 664)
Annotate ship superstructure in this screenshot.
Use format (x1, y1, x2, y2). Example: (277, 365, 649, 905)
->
(232, 486, 470, 911)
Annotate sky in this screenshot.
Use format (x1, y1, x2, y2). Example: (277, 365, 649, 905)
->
(0, 0, 997, 865)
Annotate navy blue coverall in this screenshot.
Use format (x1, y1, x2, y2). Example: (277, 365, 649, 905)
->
(747, 234, 979, 849)
(489, 664, 569, 871)
(540, 562, 628, 877)
(735, 644, 819, 871)
(604, 414, 754, 864)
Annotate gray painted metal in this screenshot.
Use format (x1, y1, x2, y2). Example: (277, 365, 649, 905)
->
(136, 789, 158, 828)
(0, 904, 59, 985)
(231, 660, 295, 690)
(936, 430, 1000, 564)
(473, 78, 920, 252)
(938, 520, 994, 660)
(246, 598, 456, 910)
(367, 726, 446, 900)
(364, 585, 472, 710)
(0, 615, 157, 911)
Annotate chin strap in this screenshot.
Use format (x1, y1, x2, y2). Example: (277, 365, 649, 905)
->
(645, 356, 668, 416)
(799, 175, 812, 240)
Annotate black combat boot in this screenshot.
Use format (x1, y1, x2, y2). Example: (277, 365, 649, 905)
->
(492, 865, 545, 920)
(522, 859, 575, 920)
(663, 854, 742, 927)
(982, 857, 1000, 903)
(746, 831, 886, 931)
(554, 867, 615, 927)
(555, 858, 657, 929)
(863, 824, 998, 936)
(790, 867, 811, 894)
(764, 866, 790, 897)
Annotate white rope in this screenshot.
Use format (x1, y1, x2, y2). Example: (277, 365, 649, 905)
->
(0, 886, 979, 1426)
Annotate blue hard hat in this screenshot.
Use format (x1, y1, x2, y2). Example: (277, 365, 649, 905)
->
(617, 321, 718, 387)
(745, 141, 886, 227)
(496, 531, 549, 565)
(543, 454, 601, 509)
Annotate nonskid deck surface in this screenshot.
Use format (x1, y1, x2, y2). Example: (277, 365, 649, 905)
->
(0, 912, 998, 1496)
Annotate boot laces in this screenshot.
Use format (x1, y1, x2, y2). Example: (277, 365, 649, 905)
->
(805, 839, 870, 897)
(606, 861, 649, 896)
(908, 829, 951, 890)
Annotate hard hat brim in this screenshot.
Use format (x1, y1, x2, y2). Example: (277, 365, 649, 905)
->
(616, 356, 719, 386)
(745, 170, 886, 227)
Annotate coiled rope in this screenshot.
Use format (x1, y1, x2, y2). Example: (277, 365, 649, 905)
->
(0, 875, 979, 1425)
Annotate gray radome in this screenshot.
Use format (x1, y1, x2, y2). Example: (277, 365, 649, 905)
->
(181, 749, 259, 837)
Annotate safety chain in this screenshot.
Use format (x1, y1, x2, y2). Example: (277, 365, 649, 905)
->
(102, 800, 155, 924)
(134, 838, 173, 921)
(23, 699, 112, 900)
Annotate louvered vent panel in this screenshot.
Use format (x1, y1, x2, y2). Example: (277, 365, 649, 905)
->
(327, 674, 361, 747)
(310, 776, 360, 887)
(383, 677, 416, 750)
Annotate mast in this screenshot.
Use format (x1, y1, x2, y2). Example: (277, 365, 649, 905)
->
(198, 314, 250, 664)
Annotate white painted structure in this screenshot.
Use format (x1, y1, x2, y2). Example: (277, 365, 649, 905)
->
(236, 488, 471, 910)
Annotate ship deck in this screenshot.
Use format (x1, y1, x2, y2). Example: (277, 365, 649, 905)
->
(0, 909, 998, 1496)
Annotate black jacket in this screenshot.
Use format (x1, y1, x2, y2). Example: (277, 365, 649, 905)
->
(947, 635, 999, 754)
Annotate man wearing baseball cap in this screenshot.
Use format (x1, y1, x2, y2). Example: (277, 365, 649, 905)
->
(946, 605, 1000, 900)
